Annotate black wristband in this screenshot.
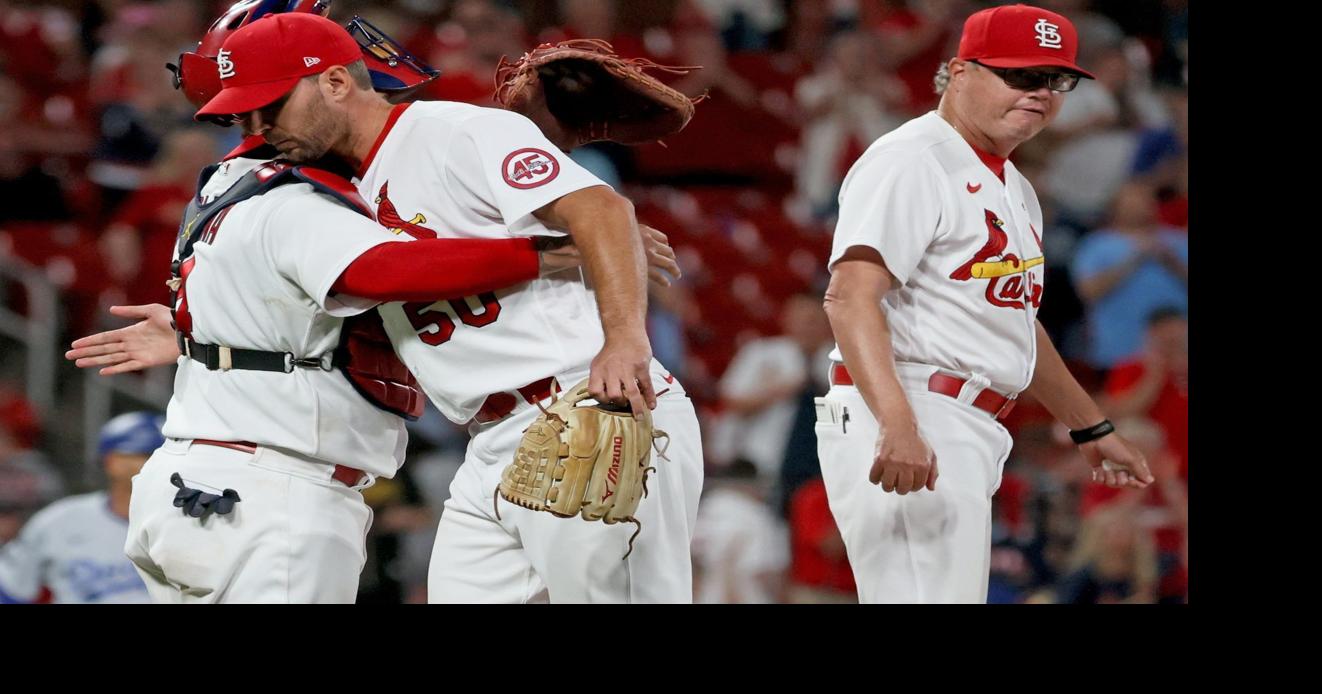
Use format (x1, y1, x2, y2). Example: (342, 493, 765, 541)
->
(1069, 419, 1115, 445)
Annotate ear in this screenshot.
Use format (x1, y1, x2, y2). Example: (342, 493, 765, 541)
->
(319, 65, 355, 103)
(948, 58, 970, 84)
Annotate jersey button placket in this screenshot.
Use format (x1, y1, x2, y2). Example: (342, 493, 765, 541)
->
(1002, 185, 1037, 388)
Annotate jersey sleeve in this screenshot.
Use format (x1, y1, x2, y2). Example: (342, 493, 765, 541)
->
(446, 109, 609, 235)
(262, 187, 409, 317)
(828, 147, 945, 285)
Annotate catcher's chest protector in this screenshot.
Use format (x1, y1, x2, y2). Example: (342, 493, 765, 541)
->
(173, 160, 425, 419)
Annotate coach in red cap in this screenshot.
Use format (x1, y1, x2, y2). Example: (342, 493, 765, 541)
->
(817, 4, 1152, 603)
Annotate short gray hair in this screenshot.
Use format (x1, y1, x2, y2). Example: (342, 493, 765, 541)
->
(933, 60, 952, 95)
(344, 60, 372, 90)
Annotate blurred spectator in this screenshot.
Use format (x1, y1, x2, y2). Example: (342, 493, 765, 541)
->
(774, 376, 825, 516)
(785, 476, 855, 603)
(419, 0, 528, 105)
(670, 15, 759, 110)
(782, 0, 833, 69)
(1076, 417, 1187, 603)
(648, 276, 701, 384)
(1102, 308, 1187, 477)
(0, 73, 88, 224)
(1040, 36, 1171, 231)
(0, 410, 162, 603)
(710, 293, 832, 478)
(539, 0, 649, 58)
(691, 459, 789, 603)
(1133, 88, 1188, 228)
(860, 0, 966, 116)
(1071, 182, 1187, 370)
(357, 461, 435, 604)
(687, 0, 786, 51)
(0, 389, 63, 545)
(986, 540, 1037, 604)
(0, 0, 88, 97)
(792, 30, 906, 219)
(86, 1, 201, 210)
(1055, 504, 1158, 604)
(99, 127, 223, 306)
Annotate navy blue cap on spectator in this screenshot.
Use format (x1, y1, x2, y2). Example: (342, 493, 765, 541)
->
(97, 412, 166, 459)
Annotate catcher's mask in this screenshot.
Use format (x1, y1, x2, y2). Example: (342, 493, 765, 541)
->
(168, 0, 438, 126)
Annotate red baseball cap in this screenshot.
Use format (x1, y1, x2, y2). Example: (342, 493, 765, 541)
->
(957, 4, 1095, 79)
(195, 13, 362, 120)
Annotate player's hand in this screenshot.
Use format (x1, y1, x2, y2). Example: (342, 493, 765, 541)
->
(1080, 433, 1154, 489)
(589, 332, 656, 416)
(640, 224, 681, 288)
(870, 423, 938, 494)
(65, 304, 180, 375)
(538, 244, 583, 276)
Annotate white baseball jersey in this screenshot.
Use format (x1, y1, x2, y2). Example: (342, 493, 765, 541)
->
(353, 102, 609, 423)
(827, 111, 1045, 394)
(715, 337, 812, 477)
(164, 156, 409, 476)
(0, 492, 148, 604)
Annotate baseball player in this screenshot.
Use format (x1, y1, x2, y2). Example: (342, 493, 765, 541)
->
(66, 4, 603, 604)
(193, 13, 705, 603)
(0, 412, 164, 604)
(816, 4, 1154, 603)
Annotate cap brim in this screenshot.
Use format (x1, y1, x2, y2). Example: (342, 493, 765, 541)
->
(194, 76, 300, 120)
(976, 55, 1096, 79)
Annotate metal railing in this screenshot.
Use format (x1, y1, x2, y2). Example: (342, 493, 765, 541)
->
(80, 341, 174, 485)
(0, 255, 61, 418)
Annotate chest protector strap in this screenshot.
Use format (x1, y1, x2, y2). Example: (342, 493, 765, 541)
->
(172, 160, 425, 420)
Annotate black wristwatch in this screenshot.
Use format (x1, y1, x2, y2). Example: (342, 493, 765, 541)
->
(1069, 419, 1115, 445)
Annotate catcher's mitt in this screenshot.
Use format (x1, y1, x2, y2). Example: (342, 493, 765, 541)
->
(495, 378, 670, 559)
(493, 39, 704, 152)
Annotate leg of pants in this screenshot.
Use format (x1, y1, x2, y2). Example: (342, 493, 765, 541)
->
(428, 369, 704, 603)
(124, 439, 372, 604)
(815, 387, 1012, 604)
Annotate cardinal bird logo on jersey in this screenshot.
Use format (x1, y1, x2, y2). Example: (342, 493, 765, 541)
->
(949, 209, 1044, 310)
(375, 181, 436, 239)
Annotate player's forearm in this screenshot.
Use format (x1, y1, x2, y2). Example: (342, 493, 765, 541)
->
(823, 291, 917, 430)
(1024, 321, 1106, 429)
(332, 238, 538, 302)
(560, 193, 650, 340)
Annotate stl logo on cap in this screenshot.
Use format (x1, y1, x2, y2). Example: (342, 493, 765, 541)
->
(1034, 19, 1063, 49)
(217, 49, 236, 79)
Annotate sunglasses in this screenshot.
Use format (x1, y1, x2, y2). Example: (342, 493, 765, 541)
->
(971, 61, 1081, 93)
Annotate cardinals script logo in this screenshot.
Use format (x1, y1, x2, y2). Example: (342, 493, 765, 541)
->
(949, 209, 1044, 310)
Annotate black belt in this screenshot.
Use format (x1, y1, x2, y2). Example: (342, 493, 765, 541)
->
(181, 336, 336, 374)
